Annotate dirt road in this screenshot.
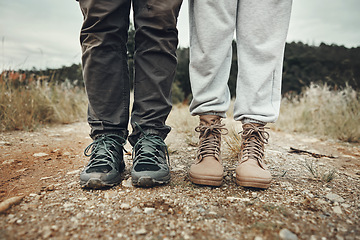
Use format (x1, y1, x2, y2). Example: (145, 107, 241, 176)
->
(1, 110, 359, 239)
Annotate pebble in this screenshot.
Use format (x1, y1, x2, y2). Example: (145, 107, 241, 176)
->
(120, 203, 131, 210)
(42, 226, 53, 238)
(279, 228, 298, 240)
(325, 193, 345, 203)
(33, 153, 49, 157)
(66, 170, 81, 175)
(208, 211, 217, 216)
(135, 228, 147, 235)
(341, 203, 350, 208)
(63, 203, 75, 209)
(227, 197, 240, 202)
(2, 159, 15, 165)
(40, 176, 52, 181)
(45, 185, 55, 191)
(333, 206, 342, 214)
(131, 207, 142, 213)
(144, 207, 155, 214)
(122, 178, 133, 188)
(104, 191, 117, 199)
(0, 141, 11, 146)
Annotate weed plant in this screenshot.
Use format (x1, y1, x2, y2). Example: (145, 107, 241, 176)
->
(303, 159, 337, 182)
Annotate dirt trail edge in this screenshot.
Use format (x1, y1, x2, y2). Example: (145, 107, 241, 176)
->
(0, 116, 359, 240)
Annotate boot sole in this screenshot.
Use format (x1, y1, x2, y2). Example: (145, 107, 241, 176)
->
(188, 173, 223, 187)
(235, 177, 271, 189)
(132, 175, 171, 188)
(80, 177, 121, 189)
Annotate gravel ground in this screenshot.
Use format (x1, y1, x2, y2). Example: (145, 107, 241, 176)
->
(0, 107, 359, 240)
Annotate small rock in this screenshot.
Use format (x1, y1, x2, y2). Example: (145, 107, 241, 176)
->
(325, 193, 345, 203)
(316, 199, 327, 205)
(42, 226, 53, 238)
(208, 211, 217, 216)
(341, 203, 350, 208)
(226, 197, 241, 202)
(0, 141, 11, 146)
(135, 228, 147, 235)
(122, 178, 133, 188)
(45, 185, 55, 191)
(144, 207, 155, 214)
(333, 206, 342, 214)
(33, 153, 49, 157)
(131, 206, 142, 213)
(104, 191, 117, 199)
(2, 159, 15, 165)
(254, 237, 263, 240)
(309, 235, 317, 240)
(120, 203, 131, 210)
(40, 176, 52, 181)
(63, 203, 75, 209)
(67, 170, 81, 175)
(336, 235, 344, 240)
(279, 228, 298, 240)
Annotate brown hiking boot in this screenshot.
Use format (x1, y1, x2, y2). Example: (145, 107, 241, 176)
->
(189, 115, 228, 186)
(235, 123, 272, 189)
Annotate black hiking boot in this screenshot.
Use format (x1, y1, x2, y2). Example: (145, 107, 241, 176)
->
(131, 124, 170, 187)
(80, 134, 126, 189)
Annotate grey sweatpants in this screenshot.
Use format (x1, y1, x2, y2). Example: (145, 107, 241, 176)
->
(189, 0, 292, 124)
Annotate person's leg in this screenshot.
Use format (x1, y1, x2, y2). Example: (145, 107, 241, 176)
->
(188, 0, 237, 186)
(79, 0, 131, 188)
(80, 0, 131, 139)
(129, 0, 183, 187)
(188, 0, 237, 118)
(128, 0, 183, 146)
(234, 0, 292, 124)
(234, 0, 292, 189)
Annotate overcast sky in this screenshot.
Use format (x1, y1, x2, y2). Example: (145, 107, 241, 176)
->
(1, 0, 359, 70)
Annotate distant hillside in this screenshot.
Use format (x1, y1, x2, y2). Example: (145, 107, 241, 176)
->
(3, 42, 359, 101)
(282, 42, 360, 95)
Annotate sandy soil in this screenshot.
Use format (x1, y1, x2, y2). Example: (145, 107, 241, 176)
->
(0, 112, 359, 240)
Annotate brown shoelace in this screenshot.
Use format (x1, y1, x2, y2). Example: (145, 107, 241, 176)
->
(195, 122, 228, 163)
(239, 123, 269, 168)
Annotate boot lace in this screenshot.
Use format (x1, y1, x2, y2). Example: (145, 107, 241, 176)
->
(84, 134, 126, 172)
(239, 123, 269, 168)
(132, 123, 170, 171)
(195, 121, 228, 163)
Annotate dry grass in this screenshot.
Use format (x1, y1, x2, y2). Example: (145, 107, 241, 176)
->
(303, 160, 337, 182)
(223, 125, 242, 158)
(0, 80, 87, 131)
(168, 104, 198, 146)
(275, 84, 360, 143)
